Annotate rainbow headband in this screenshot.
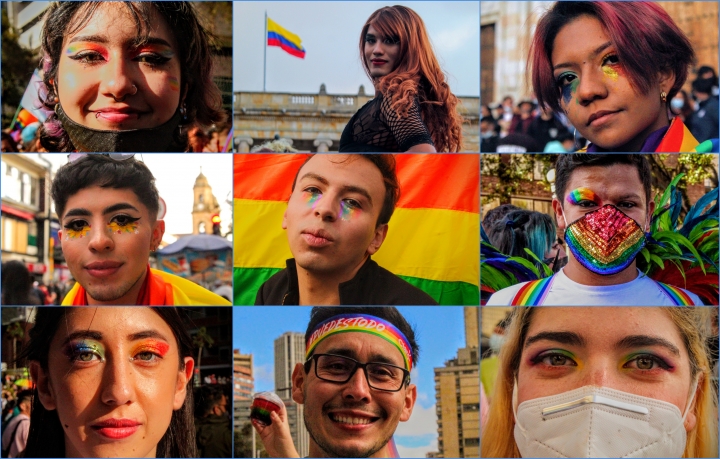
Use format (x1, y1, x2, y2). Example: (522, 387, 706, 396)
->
(306, 314, 413, 371)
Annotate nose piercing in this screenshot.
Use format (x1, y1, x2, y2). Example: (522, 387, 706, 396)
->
(130, 84, 138, 96)
(112, 85, 138, 102)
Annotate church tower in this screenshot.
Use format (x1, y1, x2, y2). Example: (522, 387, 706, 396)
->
(192, 168, 221, 234)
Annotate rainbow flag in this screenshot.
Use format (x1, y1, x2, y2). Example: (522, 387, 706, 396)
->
(233, 154, 480, 305)
(267, 17, 306, 59)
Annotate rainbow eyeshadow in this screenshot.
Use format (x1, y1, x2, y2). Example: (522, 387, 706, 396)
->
(304, 191, 322, 209)
(566, 187, 599, 205)
(65, 225, 91, 240)
(168, 76, 180, 92)
(65, 43, 107, 58)
(339, 201, 357, 221)
(131, 340, 170, 358)
(64, 339, 105, 362)
(107, 221, 139, 235)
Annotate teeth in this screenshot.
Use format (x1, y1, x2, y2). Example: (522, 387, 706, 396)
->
(331, 414, 372, 425)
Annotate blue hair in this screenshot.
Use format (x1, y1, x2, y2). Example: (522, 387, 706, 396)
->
(488, 210, 556, 261)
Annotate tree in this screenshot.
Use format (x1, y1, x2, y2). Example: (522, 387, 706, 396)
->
(481, 154, 558, 205)
(1, 6, 37, 128)
(235, 421, 268, 458)
(192, 326, 215, 382)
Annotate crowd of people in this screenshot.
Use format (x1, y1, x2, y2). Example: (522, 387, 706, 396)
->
(481, 65, 718, 153)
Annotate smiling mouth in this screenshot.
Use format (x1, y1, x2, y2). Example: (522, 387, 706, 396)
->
(329, 413, 380, 425)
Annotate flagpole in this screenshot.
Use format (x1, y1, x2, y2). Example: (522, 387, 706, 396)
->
(263, 11, 267, 92)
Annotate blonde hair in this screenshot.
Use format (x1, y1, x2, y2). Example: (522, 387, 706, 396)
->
(481, 307, 718, 458)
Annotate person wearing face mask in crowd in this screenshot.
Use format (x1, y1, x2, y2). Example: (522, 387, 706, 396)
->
(194, 386, 232, 458)
(481, 115, 499, 152)
(670, 89, 695, 129)
(689, 77, 720, 143)
(486, 154, 710, 305)
(251, 307, 418, 458)
(33, 2, 226, 153)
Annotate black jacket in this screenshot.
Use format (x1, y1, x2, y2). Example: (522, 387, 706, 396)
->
(255, 258, 438, 305)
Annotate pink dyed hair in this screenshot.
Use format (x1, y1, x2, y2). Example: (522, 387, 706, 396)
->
(529, 2, 695, 114)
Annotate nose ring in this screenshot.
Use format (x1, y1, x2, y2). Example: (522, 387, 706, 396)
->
(112, 85, 138, 102)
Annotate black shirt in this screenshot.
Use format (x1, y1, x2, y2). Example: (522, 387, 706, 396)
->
(255, 258, 438, 305)
(339, 94, 434, 152)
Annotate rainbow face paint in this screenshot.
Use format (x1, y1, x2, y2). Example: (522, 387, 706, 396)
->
(65, 43, 108, 59)
(107, 219, 140, 235)
(130, 340, 170, 360)
(560, 74, 579, 105)
(566, 187, 600, 205)
(65, 224, 91, 240)
(64, 339, 106, 363)
(602, 64, 620, 81)
(168, 76, 180, 92)
(565, 204, 646, 275)
(303, 190, 322, 209)
(339, 201, 357, 221)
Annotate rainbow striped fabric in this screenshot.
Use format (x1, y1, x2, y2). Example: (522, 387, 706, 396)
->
(656, 281, 695, 305)
(510, 277, 554, 306)
(233, 154, 479, 305)
(267, 17, 306, 59)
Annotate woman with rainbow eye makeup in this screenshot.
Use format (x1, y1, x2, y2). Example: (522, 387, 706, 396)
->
(529, 2, 718, 152)
(481, 306, 718, 458)
(20, 307, 197, 458)
(35, 1, 226, 152)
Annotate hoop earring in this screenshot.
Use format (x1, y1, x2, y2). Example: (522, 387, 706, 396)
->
(660, 91, 667, 103)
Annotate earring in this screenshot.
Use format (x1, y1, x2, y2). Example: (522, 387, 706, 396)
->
(660, 91, 667, 103)
(179, 103, 188, 120)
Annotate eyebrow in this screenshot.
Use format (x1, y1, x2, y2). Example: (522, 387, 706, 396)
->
(524, 331, 585, 349)
(615, 335, 680, 357)
(299, 173, 374, 206)
(68, 35, 173, 48)
(62, 330, 103, 346)
(615, 193, 643, 202)
(63, 202, 140, 219)
(553, 41, 613, 72)
(323, 347, 401, 366)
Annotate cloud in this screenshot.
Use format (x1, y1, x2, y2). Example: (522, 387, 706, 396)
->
(395, 436, 438, 458)
(253, 363, 274, 392)
(395, 402, 438, 436)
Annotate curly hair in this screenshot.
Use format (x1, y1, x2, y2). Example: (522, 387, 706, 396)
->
(360, 6, 464, 152)
(37, 1, 226, 152)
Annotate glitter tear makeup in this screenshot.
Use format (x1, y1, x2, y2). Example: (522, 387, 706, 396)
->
(566, 187, 600, 205)
(65, 225, 91, 240)
(107, 220, 140, 235)
(339, 201, 357, 221)
(565, 204, 646, 275)
(65, 339, 106, 362)
(304, 191, 321, 209)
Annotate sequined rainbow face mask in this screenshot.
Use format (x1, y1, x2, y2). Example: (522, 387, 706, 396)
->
(564, 204, 646, 275)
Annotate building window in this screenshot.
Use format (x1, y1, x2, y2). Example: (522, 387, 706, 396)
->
(199, 222, 206, 234)
(199, 194, 204, 203)
(464, 438, 480, 447)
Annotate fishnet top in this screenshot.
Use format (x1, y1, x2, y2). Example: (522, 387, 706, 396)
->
(339, 94, 434, 152)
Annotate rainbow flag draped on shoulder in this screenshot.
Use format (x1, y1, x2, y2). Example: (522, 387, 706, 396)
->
(233, 154, 480, 305)
(267, 17, 306, 59)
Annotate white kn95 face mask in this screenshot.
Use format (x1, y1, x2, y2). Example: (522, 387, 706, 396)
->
(512, 380, 698, 458)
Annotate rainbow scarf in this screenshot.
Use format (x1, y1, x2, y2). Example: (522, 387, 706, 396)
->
(62, 266, 231, 306)
(306, 314, 413, 371)
(233, 154, 479, 305)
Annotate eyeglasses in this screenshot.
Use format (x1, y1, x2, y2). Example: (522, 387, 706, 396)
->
(306, 353, 410, 392)
(67, 153, 136, 163)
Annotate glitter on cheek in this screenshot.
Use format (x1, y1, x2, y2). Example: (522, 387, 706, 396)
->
(65, 225, 91, 240)
(303, 191, 322, 209)
(602, 65, 620, 81)
(339, 202, 357, 221)
(168, 76, 180, 92)
(107, 221, 139, 235)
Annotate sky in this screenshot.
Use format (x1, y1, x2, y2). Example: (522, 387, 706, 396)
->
(233, 306, 468, 457)
(233, 1, 480, 96)
(26, 154, 233, 243)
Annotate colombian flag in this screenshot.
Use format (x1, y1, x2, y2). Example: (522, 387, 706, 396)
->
(267, 17, 306, 59)
(233, 154, 480, 305)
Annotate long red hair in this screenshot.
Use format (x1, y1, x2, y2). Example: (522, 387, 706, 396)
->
(360, 6, 464, 152)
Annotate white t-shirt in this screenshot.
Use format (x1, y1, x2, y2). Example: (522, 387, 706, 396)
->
(486, 268, 704, 305)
